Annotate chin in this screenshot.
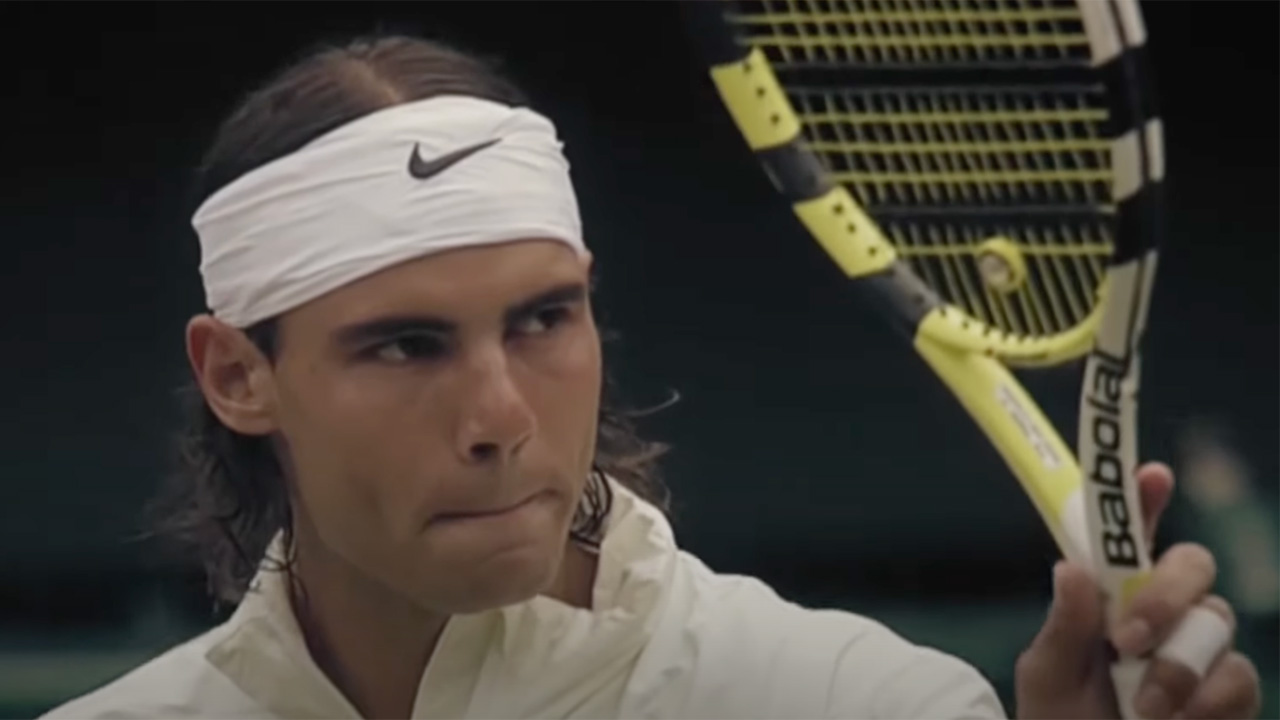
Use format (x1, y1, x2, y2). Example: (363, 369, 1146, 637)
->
(408, 490, 580, 613)
(419, 535, 570, 615)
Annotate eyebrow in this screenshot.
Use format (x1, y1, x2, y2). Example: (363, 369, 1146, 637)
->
(332, 281, 588, 347)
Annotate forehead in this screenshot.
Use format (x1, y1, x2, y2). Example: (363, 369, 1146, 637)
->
(284, 238, 589, 330)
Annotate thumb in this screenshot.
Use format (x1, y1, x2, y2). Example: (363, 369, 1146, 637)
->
(1019, 562, 1107, 689)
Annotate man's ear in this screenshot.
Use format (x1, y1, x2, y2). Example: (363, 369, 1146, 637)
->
(186, 315, 279, 436)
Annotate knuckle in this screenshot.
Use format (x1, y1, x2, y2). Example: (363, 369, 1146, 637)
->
(1136, 544, 1220, 626)
(1200, 594, 1237, 632)
(1149, 657, 1199, 702)
(1226, 651, 1261, 687)
(1014, 649, 1037, 677)
(1169, 542, 1218, 583)
(1136, 594, 1179, 627)
(1014, 649, 1051, 687)
(1185, 652, 1260, 719)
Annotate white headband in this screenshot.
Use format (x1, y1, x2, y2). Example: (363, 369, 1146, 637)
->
(192, 95, 586, 328)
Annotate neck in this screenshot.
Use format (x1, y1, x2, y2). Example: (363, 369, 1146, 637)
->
(287, 521, 598, 720)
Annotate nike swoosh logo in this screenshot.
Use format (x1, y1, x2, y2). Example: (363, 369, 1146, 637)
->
(407, 138, 502, 180)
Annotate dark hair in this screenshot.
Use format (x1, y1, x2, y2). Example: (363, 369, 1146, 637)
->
(146, 35, 672, 608)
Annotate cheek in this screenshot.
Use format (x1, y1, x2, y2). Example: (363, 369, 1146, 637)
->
(520, 325, 603, 451)
(274, 364, 443, 541)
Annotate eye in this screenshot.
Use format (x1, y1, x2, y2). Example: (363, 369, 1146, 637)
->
(370, 333, 447, 363)
(510, 306, 573, 337)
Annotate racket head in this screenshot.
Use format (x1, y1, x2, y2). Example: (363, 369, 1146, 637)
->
(682, 0, 1165, 368)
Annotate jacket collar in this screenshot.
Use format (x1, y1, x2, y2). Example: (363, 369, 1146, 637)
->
(205, 478, 678, 718)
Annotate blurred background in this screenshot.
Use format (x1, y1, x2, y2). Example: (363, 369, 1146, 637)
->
(3, 1, 1276, 717)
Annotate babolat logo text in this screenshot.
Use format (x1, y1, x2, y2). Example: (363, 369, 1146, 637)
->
(995, 384, 1061, 471)
(1083, 349, 1140, 568)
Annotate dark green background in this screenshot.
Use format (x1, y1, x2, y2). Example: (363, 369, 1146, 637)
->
(3, 2, 1276, 716)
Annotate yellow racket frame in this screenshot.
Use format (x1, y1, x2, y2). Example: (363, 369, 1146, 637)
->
(707, 43, 1122, 571)
(691, 4, 1182, 716)
(711, 46, 1105, 370)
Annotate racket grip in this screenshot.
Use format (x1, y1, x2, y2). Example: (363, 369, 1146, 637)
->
(1111, 657, 1147, 719)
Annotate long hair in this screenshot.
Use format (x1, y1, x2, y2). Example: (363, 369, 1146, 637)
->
(145, 35, 673, 608)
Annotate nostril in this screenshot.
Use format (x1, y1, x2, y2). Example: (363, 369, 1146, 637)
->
(469, 442, 499, 462)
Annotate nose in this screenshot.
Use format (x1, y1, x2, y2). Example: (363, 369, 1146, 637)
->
(453, 346, 537, 466)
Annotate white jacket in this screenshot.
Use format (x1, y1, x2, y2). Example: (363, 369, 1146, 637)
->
(41, 482, 1005, 719)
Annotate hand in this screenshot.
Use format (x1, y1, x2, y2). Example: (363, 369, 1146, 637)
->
(1014, 462, 1262, 719)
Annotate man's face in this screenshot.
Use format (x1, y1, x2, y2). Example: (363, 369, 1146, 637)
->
(266, 239, 601, 613)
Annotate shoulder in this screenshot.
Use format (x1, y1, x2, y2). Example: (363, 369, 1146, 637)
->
(664, 551, 1006, 719)
(37, 626, 265, 720)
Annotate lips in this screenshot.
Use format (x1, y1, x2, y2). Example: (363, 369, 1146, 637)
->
(433, 491, 550, 523)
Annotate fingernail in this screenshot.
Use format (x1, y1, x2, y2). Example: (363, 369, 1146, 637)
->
(1136, 684, 1171, 720)
(1114, 618, 1152, 654)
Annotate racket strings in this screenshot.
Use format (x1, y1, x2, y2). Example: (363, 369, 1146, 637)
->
(791, 87, 1111, 203)
(727, 0, 1093, 69)
(790, 84, 1113, 336)
(725, 0, 1119, 339)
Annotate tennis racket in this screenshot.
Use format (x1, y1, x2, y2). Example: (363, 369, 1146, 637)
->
(681, 1, 1225, 716)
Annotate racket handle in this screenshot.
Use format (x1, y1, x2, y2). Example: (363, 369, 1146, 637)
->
(1111, 657, 1147, 719)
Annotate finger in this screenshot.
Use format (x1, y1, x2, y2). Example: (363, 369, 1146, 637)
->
(1135, 655, 1201, 720)
(1156, 596, 1237, 675)
(1020, 562, 1106, 686)
(1134, 598, 1237, 720)
(1182, 652, 1262, 720)
(1115, 543, 1218, 656)
(1137, 461, 1175, 546)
